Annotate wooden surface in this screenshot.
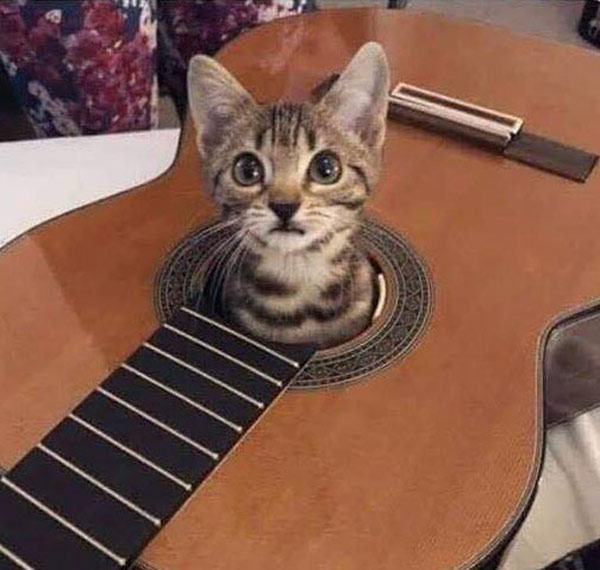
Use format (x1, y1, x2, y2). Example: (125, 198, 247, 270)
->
(1, 8, 600, 570)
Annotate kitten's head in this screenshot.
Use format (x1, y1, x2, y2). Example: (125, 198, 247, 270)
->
(188, 43, 389, 254)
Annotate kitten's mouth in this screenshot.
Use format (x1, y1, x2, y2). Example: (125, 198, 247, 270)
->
(270, 225, 306, 235)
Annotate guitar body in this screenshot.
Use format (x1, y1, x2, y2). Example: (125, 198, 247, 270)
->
(1, 8, 600, 570)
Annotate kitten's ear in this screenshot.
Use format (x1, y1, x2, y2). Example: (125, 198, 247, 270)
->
(319, 42, 390, 149)
(187, 55, 257, 156)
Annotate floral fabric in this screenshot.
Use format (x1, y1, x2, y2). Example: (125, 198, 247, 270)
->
(0, 0, 312, 138)
(0, 0, 157, 137)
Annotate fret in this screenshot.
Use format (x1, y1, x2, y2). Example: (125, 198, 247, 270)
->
(67, 414, 192, 492)
(163, 323, 283, 387)
(0, 486, 120, 570)
(128, 347, 260, 427)
(180, 306, 301, 368)
(142, 341, 264, 409)
(6, 449, 155, 557)
(96, 388, 220, 461)
(37, 444, 161, 527)
(121, 363, 243, 433)
(0, 481, 125, 568)
(103, 369, 237, 455)
(75, 392, 214, 484)
(0, 305, 315, 570)
(0, 542, 35, 570)
(45, 418, 188, 518)
(149, 327, 278, 402)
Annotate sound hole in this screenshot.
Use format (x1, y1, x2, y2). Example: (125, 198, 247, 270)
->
(154, 219, 433, 389)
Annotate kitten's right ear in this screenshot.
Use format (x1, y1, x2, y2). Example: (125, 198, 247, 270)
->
(187, 55, 257, 157)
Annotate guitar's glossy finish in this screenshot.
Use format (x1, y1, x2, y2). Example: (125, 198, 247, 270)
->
(1, 8, 600, 570)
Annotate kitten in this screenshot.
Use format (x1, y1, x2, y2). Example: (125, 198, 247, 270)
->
(187, 42, 389, 348)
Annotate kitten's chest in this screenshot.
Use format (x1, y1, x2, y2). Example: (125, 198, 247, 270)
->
(229, 252, 348, 315)
(257, 253, 341, 289)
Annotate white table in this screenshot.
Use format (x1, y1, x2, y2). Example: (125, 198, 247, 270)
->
(0, 127, 180, 247)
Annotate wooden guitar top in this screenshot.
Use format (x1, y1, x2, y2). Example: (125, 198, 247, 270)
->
(1, 8, 599, 570)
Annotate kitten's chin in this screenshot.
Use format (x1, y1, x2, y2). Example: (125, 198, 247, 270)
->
(250, 227, 316, 254)
(267, 231, 314, 254)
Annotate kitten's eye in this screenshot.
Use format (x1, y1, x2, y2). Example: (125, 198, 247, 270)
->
(232, 153, 264, 186)
(309, 151, 342, 185)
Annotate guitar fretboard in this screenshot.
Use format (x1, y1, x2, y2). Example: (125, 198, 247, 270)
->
(0, 306, 314, 570)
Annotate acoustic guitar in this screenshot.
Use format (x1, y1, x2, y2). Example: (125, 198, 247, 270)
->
(1, 8, 600, 570)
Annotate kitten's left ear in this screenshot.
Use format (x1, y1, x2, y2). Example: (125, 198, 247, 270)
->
(319, 42, 390, 149)
(188, 55, 258, 157)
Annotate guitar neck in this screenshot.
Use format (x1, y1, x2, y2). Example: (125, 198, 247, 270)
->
(0, 305, 314, 570)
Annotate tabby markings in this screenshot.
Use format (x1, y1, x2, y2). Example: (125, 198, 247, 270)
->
(241, 294, 354, 328)
(244, 272, 297, 297)
(305, 231, 335, 253)
(349, 164, 371, 193)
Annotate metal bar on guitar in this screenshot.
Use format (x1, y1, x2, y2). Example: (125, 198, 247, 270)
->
(387, 82, 597, 182)
(0, 541, 36, 570)
(142, 342, 265, 409)
(36, 444, 161, 528)
(68, 414, 192, 491)
(390, 94, 513, 141)
(388, 83, 522, 149)
(391, 83, 523, 133)
(163, 323, 283, 387)
(96, 388, 220, 461)
(180, 306, 300, 368)
(1, 477, 127, 566)
(121, 363, 243, 433)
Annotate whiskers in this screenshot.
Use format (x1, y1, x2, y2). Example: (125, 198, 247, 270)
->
(194, 216, 255, 313)
(303, 206, 364, 239)
(241, 206, 274, 237)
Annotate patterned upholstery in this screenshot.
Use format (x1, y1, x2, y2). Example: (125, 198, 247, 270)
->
(0, 0, 313, 137)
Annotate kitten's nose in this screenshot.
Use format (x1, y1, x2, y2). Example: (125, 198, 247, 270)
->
(269, 202, 299, 224)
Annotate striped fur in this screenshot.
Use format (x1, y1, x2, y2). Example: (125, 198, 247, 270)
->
(188, 43, 389, 347)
